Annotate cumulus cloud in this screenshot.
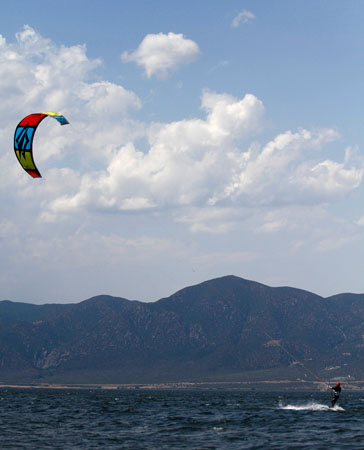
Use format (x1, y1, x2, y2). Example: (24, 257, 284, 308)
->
(231, 10, 255, 28)
(44, 91, 266, 219)
(292, 148, 363, 201)
(1, 28, 364, 229)
(0, 25, 143, 178)
(121, 32, 200, 79)
(4, 26, 362, 235)
(1, 26, 364, 302)
(0, 26, 99, 117)
(44, 97, 363, 232)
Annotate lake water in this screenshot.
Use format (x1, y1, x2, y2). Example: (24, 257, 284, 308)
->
(0, 388, 362, 449)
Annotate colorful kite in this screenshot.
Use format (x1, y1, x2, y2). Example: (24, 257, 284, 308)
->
(14, 112, 69, 178)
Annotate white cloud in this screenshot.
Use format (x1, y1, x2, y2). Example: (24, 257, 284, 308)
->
(39, 84, 364, 236)
(4, 26, 361, 237)
(122, 32, 200, 79)
(44, 91, 266, 218)
(231, 10, 255, 28)
(0, 26, 100, 118)
(1, 26, 364, 303)
(41, 88, 363, 231)
(292, 149, 363, 201)
(0, 25, 143, 182)
(217, 127, 355, 206)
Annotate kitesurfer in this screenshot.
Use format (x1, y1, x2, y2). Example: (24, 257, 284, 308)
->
(328, 382, 341, 407)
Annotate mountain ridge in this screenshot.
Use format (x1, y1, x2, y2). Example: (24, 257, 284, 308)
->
(1, 275, 363, 384)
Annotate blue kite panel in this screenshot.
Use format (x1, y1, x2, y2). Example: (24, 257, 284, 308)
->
(14, 127, 35, 151)
(54, 116, 69, 125)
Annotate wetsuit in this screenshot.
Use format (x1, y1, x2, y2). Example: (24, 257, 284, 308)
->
(330, 385, 341, 407)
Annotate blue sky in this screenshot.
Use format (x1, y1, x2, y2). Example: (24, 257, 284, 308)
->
(1, 1, 364, 303)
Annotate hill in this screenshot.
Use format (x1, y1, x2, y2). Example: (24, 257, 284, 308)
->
(1, 275, 364, 384)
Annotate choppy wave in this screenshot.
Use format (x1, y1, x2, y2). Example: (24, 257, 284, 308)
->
(0, 389, 360, 449)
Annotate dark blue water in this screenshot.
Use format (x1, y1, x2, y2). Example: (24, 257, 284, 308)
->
(0, 388, 363, 449)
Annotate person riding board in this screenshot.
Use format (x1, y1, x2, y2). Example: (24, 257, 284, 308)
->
(328, 382, 341, 407)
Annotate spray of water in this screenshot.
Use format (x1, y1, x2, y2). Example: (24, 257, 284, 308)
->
(278, 401, 344, 412)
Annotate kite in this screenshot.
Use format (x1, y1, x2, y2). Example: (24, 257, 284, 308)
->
(14, 112, 69, 178)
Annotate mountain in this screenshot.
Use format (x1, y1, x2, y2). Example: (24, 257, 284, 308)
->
(1, 275, 364, 384)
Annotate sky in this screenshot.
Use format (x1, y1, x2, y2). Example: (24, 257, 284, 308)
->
(1, 0, 364, 304)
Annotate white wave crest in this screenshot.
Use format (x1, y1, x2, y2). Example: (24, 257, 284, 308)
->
(278, 401, 344, 412)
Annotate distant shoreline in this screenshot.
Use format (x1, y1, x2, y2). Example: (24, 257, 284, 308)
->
(0, 380, 363, 391)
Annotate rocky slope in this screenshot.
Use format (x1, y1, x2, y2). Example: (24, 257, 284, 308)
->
(1, 276, 364, 383)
